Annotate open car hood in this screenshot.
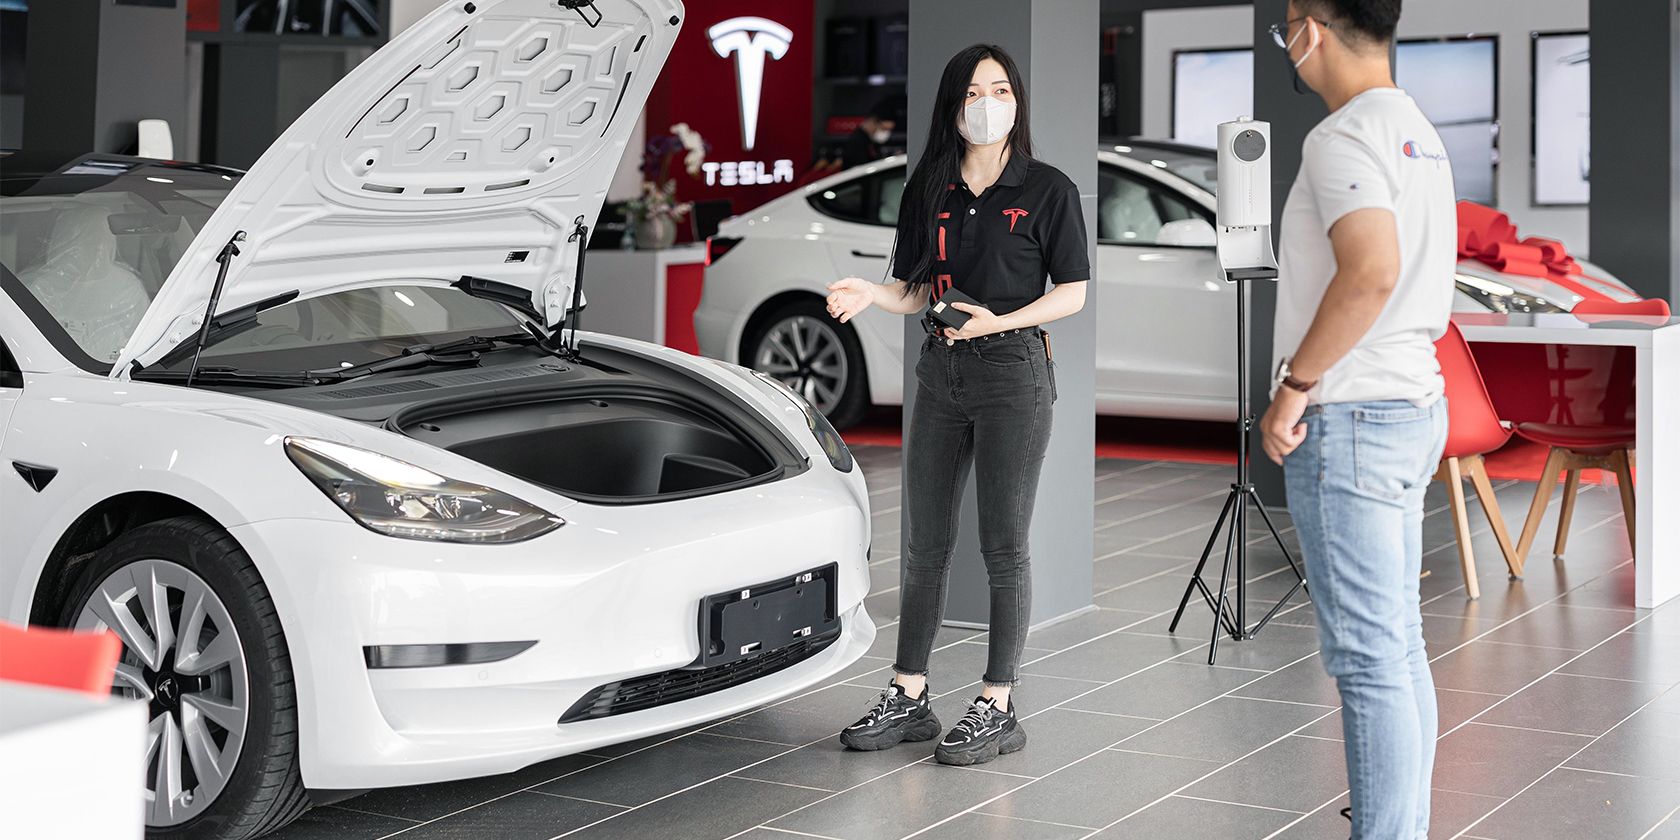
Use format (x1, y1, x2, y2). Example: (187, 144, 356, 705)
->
(114, 0, 682, 375)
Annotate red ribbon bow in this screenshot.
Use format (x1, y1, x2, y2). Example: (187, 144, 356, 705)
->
(1455, 200, 1608, 302)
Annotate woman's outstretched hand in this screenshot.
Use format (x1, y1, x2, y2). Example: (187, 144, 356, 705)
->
(826, 278, 876, 323)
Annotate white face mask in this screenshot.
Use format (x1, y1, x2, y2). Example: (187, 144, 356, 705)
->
(1286, 18, 1321, 69)
(959, 96, 1016, 146)
(870, 128, 892, 144)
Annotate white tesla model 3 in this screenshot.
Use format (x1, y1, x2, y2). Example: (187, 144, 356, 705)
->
(695, 143, 1641, 428)
(0, 2, 873, 838)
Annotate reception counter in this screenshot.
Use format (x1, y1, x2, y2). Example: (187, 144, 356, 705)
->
(578, 244, 707, 354)
(1455, 312, 1679, 608)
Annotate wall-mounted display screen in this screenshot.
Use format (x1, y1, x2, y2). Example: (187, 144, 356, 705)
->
(234, 0, 382, 38)
(1395, 36, 1498, 205)
(1171, 48, 1252, 149)
(1532, 32, 1589, 206)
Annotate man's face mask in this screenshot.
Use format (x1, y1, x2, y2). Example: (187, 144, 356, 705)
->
(959, 96, 1016, 146)
(870, 127, 892, 144)
(1281, 18, 1322, 95)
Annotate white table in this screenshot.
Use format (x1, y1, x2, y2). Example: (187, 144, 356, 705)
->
(0, 680, 147, 839)
(1455, 312, 1680, 608)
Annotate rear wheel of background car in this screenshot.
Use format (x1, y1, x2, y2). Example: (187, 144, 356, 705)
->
(59, 517, 308, 840)
(746, 299, 870, 430)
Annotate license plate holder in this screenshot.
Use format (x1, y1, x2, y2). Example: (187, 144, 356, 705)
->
(699, 563, 839, 668)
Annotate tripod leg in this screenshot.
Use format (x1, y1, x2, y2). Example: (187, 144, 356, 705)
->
(1251, 489, 1308, 591)
(1246, 488, 1309, 637)
(1207, 507, 1241, 664)
(1170, 491, 1238, 633)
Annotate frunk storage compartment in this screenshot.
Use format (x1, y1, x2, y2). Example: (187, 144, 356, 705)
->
(393, 390, 781, 502)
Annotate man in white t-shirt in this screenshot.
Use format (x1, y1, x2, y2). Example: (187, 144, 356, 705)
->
(1258, 2, 1456, 838)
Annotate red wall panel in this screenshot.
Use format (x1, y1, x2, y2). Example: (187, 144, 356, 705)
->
(645, 2, 815, 217)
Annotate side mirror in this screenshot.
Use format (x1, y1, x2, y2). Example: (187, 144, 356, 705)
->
(1157, 218, 1218, 248)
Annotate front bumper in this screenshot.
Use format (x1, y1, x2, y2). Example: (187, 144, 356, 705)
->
(232, 474, 872, 789)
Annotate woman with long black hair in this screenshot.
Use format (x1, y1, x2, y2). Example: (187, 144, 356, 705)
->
(827, 44, 1088, 767)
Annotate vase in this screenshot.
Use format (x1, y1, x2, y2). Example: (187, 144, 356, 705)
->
(634, 217, 677, 250)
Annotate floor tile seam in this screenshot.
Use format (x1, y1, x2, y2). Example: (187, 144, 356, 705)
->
(1446, 687, 1675, 840)
(1096, 489, 1232, 534)
(1636, 806, 1680, 840)
(1422, 550, 1634, 666)
(1436, 577, 1657, 741)
(1171, 792, 1308, 815)
(970, 810, 1107, 831)
(1070, 714, 1343, 839)
(728, 825, 845, 840)
(324, 804, 426, 825)
(725, 773, 835, 793)
(525, 790, 631, 809)
(900, 650, 1331, 840)
(1093, 470, 1212, 506)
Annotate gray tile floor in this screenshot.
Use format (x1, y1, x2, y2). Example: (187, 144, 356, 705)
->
(276, 447, 1680, 840)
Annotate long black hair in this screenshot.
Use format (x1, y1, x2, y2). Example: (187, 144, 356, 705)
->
(895, 44, 1033, 300)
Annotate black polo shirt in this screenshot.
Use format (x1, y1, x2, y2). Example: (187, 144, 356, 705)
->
(891, 153, 1089, 316)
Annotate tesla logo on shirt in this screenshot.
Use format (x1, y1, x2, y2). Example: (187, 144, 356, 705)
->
(709, 17, 793, 151)
(1002, 208, 1029, 232)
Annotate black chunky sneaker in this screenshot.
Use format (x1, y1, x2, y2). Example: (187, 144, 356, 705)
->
(839, 682, 941, 751)
(934, 696, 1026, 766)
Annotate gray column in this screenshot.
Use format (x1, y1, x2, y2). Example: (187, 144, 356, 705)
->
(23, 0, 186, 155)
(1589, 0, 1679, 304)
(902, 0, 1098, 629)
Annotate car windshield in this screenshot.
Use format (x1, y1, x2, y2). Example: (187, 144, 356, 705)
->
(149, 284, 526, 375)
(0, 157, 237, 370)
(1117, 144, 1218, 194)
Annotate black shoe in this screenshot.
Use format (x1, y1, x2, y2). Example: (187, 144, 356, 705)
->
(839, 682, 941, 751)
(934, 696, 1026, 766)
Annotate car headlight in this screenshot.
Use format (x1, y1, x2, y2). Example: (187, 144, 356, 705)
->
(1455, 273, 1566, 314)
(750, 369, 855, 473)
(284, 437, 563, 543)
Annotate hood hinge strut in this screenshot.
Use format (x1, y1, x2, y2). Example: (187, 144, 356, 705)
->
(186, 231, 247, 387)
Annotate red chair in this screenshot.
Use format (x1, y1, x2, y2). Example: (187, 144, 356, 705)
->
(1512, 300, 1654, 562)
(1571, 298, 1671, 318)
(0, 621, 122, 697)
(1434, 322, 1522, 599)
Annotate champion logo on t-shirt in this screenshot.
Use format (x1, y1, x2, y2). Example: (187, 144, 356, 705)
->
(1002, 208, 1029, 232)
(1401, 140, 1448, 166)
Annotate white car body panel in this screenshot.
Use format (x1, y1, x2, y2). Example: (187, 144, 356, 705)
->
(2, 0, 878, 796)
(116, 0, 682, 372)
(697, 150, 1640, 422)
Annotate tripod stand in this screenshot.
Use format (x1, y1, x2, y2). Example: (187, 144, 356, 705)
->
(1168, 267, 1308, 664)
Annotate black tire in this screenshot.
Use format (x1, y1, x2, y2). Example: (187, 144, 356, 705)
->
(744, 298, 871, 430)
(57, 517, 308, 840)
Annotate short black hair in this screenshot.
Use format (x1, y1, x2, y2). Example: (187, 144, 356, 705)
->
(1295, 0, 1401, 44)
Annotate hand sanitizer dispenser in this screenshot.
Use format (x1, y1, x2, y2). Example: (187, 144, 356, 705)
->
(1215, 117, 1279, 281)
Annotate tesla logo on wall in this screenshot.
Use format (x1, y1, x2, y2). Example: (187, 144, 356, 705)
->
(708, 16, 793, 151)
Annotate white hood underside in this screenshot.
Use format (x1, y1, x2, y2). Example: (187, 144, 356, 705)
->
(114, 0, 683, 375)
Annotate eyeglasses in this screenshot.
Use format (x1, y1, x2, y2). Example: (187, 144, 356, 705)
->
(1268, 17, 1332, 49)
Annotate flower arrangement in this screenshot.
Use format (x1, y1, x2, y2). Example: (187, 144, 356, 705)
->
(625, 123, 707, 227)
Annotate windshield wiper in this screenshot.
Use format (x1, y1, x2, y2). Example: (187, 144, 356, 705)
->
(316, 349, 483, 381)
(134, 365, 332, 388)
(310, 332, 536, 381)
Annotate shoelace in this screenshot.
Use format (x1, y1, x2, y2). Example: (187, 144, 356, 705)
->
(950, 700, 1000, 738)
(859, 688, 902, 724)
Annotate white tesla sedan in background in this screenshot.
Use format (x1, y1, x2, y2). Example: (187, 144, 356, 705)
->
(695, 143, 1641, 428)
(1, 2, 872, 838)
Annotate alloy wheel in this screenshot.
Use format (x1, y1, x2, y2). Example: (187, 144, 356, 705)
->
(755, 314, 849, 416)
(75, 558, 249, 827)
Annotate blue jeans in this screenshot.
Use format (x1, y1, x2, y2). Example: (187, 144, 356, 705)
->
(1284, 399, 1447, 840)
